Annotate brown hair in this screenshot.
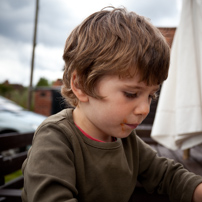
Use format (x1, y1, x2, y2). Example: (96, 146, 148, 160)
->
(62, 7, 170, 106)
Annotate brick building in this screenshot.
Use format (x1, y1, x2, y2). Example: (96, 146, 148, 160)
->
(34, 27, 176, 117)
(158, 27, 176, 47)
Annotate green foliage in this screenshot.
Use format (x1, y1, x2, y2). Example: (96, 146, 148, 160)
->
(0, 83, 13, 95)
(36, 77, 50, 87)
(8, 88, 30, 109)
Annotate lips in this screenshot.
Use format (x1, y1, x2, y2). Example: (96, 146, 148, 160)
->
(125, 124, 139, 129)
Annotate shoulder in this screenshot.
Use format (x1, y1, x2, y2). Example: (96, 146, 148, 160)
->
(39, 108, 74, 129)
(32, 108, 78, 145)
(25, 108, 83, 167)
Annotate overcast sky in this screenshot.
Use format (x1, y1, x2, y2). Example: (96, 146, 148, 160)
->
(0, 0, 182, 86)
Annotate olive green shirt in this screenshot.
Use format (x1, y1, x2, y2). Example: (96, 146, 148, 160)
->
(22, 108, 202, 202)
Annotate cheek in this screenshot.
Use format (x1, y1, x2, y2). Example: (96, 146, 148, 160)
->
(95, 104, 124, 123)
(89, 93, 130, 119)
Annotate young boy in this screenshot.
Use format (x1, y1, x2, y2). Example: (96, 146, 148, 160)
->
(22, 7, 202, 202)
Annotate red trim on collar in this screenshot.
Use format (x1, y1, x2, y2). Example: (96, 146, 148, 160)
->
(75, 123, 105, 142)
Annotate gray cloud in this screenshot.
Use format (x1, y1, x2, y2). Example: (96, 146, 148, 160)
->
(0, 0, 73, 47)
(0, 0, 35, 43)
(36, 0, 74, 47)
(127, 0, 180, 26)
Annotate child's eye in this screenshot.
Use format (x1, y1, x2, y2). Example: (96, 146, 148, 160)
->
(124, 92, 138, 99)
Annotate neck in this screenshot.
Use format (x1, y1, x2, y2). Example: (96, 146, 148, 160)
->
(72, 107, 112, 142)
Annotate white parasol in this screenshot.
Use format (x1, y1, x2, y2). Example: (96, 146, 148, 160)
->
(151, 0, 202, 150)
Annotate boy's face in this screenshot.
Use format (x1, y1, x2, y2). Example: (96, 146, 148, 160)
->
(75, 73, 160, 142)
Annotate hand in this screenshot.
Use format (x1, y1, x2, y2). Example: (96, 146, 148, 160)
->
(192, 183, 202, 202)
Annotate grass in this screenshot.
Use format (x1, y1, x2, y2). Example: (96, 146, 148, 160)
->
(5, 170, 23, 183)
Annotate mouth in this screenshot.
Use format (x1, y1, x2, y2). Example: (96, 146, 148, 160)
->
(125, 123, 139, 129)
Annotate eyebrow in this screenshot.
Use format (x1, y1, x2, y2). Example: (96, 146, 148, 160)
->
(124, 85, 160, 92)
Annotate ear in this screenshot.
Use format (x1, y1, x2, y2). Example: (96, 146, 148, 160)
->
(71, 71, 89, 102)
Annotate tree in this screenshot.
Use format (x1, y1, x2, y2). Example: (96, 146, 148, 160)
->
(36, 77, 50, 87)
(0, 83, 13, 96)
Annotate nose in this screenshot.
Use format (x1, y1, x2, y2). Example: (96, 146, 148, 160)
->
(133, 100, 150, 116)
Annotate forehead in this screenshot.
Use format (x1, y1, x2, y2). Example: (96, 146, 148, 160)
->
(120, 73, 160, 91)
(97, 73, 160, 92)
(119, 64, 166, 86)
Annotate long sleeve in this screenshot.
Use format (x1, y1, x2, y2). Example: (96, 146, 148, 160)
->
(136, 137, 202, 202)
(22, 123, 78, 202)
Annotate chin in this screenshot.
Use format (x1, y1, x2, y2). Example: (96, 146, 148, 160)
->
(118, 132, 132, 139)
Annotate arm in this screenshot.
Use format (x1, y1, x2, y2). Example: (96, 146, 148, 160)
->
(192, 183, 202, 202)
(22, 123, 78, 202)
(136, 136, 202, 202)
